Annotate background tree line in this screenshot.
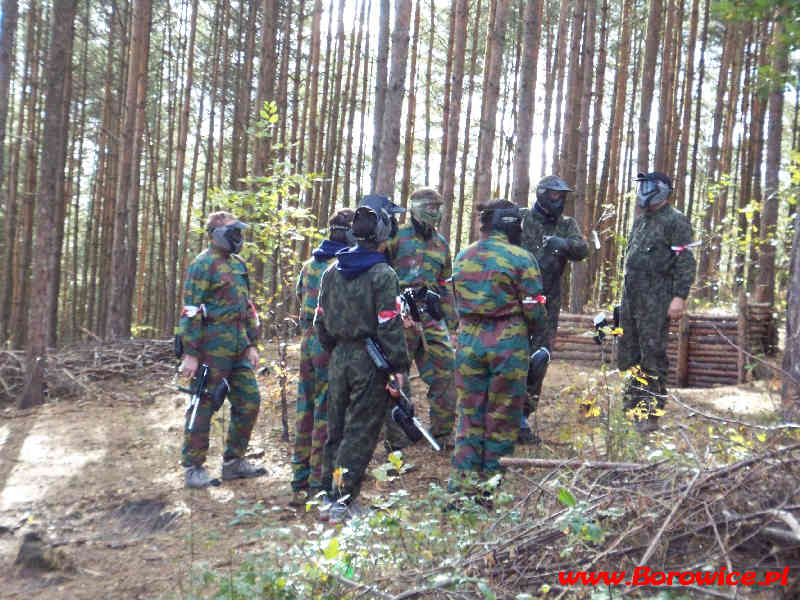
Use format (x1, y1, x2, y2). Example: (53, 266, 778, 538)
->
(0, 0, 797, 406)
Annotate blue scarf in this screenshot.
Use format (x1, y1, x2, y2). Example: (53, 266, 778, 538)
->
(312, 239, 349, 262)
(336, 245, 387, 280)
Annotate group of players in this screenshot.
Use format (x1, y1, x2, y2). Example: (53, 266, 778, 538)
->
(177, 172, 696, 525)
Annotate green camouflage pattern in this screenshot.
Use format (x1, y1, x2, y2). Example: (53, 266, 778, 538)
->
(450, 233, 546, 474)
(617, 203, 696, 381)
(520, 208, 589, 347)
(315, 260, 410, 501)
(386, 221, 458, 330)
(384, 221, 457, 446)
(292, 256, 335, 492)
(178, 246, 261, 467)
(520, 208, 588, 411)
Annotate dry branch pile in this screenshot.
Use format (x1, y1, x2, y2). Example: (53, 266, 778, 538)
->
(465, 444, 800, 597)
(0, 339, 175, 405)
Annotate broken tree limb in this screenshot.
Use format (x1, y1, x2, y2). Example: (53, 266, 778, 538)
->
(499, 457, 650, 470)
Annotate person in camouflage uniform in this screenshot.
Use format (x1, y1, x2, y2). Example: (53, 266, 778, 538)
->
(178, 211, 267, 488)
(450, 200, 547, 487)
(384, 188, 458, 451)
(519, 175, 589, 442)
(618, 171, 696, 432)
(291, 209, 355, 503)
(315, 196, 410, 523)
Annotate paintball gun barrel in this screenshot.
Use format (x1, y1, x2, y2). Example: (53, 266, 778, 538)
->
(400, 286, 445, 323)
(365, 337, 441, 452)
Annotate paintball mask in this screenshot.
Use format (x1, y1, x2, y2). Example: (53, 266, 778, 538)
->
(410, 196, 443, 230)
(535, 175, 573, 220)
(636, 172, 672, 210)
(484, 205, 523, 245)
(358, 194, 406, 242)
(210, 220, 248, 253)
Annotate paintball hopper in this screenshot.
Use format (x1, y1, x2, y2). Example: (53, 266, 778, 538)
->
(527, 346, 551, 389)
(401, 286, 445, 322)
(593, 306, 621, 344)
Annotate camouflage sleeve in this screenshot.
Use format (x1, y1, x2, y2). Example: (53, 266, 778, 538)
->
(670, 213, 697, 299)
(439, 247, 459, 331)
(314, 270, 336, 352)
(519, 259, 548, 342)
(245, 299, 260, 345)
(374, 267, 411, 372)
(564, 216, 589, 261)
(178, 258, 210, 358)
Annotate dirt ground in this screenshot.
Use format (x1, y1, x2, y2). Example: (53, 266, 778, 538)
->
(0, 341, 785, 600)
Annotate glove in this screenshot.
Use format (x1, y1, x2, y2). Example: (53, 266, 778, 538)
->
(543, 235, 569, 255)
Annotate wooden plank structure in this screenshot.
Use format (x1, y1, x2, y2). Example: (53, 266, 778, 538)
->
(552, 303, 776, 388)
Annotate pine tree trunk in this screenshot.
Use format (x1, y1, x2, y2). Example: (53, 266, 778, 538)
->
(549, 0, 570, 174)
(0, 0, 19, 193)
(21, 0, 77, 408)
(472, 0, 511, 239)
(374, 0, 412, 197)
(342, 0, 367, 207)
(423, 0, 434, 186)
(400, 0, 421, 209)
(438, 1, 457, 194)
(108, 0, 151, 339)
(511, 0, 542, 207)
(757, 19, 788, 306)
(637, 0, 662, 172)
(674, 0, 699, 211)
(370, 0, 389, 191)
(687, 0, 710, 221)
(783, 212, 800, 414)
(440, 0, 468, 240)
(569, 0, 595, 313)
(454, 0, 481, 253)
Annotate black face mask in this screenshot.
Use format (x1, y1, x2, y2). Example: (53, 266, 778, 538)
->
(536, 192, 565, 220)
(211, 223, 246, 253)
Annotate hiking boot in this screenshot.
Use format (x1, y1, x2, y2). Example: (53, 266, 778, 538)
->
(289, 489, 308, 507)
(221, 458, 267, 481)
(518, 425, 540, 445)
(636, 415, 660, 434)
(433, 434, 454, 451)
(328, 501, 348, 524)
(317, 494, 334, 522)
(184, 465, 220, 489)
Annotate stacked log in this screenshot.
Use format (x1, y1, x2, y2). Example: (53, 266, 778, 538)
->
(554, 306, 775, 388)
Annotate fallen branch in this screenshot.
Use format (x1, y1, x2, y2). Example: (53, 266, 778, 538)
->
(500, 457, 649, 470)
(669, 393, 800, 430)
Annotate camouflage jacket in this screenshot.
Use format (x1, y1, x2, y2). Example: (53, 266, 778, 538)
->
(178, 246, 260, 357)
(386, 221, 458, 330)
(315, 259, 411, 372)
(623, 203, 696, 299)
(452, 232, 547, 336)
(520, 207, 588, 297)
(296, 240, 348, 330)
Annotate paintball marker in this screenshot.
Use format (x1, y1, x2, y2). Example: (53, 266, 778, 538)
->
(175, 335, 230, 432)
(365, 337, 441, 452)
(527, 346, 551, 389)
(592, 306, 621, 344)
(400, 286, 445, 322)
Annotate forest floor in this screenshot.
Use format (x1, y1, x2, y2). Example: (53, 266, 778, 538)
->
(0, 340, 790, 600)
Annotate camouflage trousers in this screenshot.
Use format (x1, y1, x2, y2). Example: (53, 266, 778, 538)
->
(386, 318, 456, 448)
(451, 316, 528, 475)
(291, 325, 330, 492)
(322, 341, 391, 502)
(616, 284, 671, 380)
(525, 296, 561, 416)
(181, 356, 261, 467)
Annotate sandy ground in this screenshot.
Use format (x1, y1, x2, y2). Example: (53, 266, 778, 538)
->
(0, 346, 786, 599)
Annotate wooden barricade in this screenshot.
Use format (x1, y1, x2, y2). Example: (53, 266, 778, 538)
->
(552, 304, 775, 388)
